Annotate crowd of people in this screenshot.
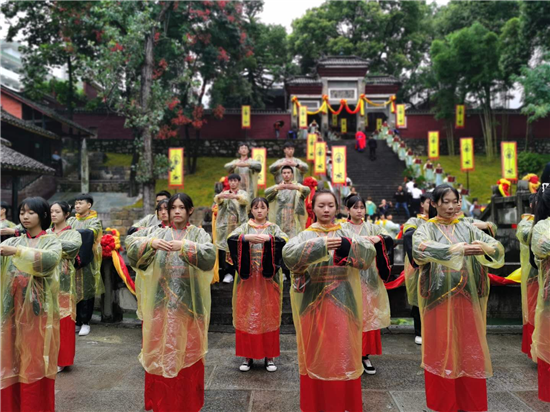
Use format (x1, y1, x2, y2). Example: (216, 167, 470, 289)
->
(1, 137, 549, 412)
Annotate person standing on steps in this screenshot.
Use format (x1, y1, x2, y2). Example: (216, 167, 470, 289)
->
(224, 143, 262, 200)
(368, 135, 378, 161)
(269, 141, 309, 184)
(394, 185, 410, 219)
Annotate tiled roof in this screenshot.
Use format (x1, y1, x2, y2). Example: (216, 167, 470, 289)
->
(0, 144, 56, 175)
(364, 75, 400, 85)
(1, 88, 94, 136)
(318, 56, 369, 67)
(1, 109, 60, 140)
(286, 76, 322, 85)
(1, 137, 12, 147)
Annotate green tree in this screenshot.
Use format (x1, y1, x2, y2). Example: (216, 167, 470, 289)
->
(514, 53, 550, 123)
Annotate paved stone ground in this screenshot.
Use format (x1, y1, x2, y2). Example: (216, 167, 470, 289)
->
(56, 325, 550, 412)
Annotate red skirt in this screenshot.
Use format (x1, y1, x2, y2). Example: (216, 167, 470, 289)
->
(521, 323, 535, 358)
(235, 329, 280, 359)
(144, 359, 204, 412)
(539, 359, 550, 403)
(424, 370, 487, 412)
(362, 330, 382, 356)
(58, 316, 76, 367)
(300, 374, 362, 412)
(0, 378, 55, 412)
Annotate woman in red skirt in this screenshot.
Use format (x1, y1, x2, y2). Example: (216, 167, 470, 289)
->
(48, 201, 82, 373)
(531, 189, 550, 403)
(1, 197, 62, 412)
(126, 193, 215, 412)
(283, 190, 376, 412)
(413, 185, 504, 412)
(228, 197, 288, 372)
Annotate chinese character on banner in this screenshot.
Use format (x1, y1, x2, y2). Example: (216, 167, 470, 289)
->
(428, 131, 439, 159)
(307, 134, 317, 162)
(168, 148, 185, 189)
(396, 104, 406, 128)
(331, 146, 347, 185)
(314, 142, 327, 175)
(332, 114, 338, 127)
(251, 148, 267, 188)
(241, 105, 251, 129)
(299, 106, 308, 129)
(376, 118, 382, 131)
(501, 141, 518, 181)
(460, 138, 474, 172)
(455, 105, 465, 129)
(341, 118, 347, 133)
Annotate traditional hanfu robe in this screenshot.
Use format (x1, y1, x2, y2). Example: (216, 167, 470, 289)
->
(355, 132, 367, 152)
(392, 137, 400, 153)
(46, 226, 81, 368)
(457, 214, 498, 238)
(398, 143, 406, 161)
(269, 157, 309, 184)
(228, 220, 288, 359)
(530, 217, 550, 403)
(224, 158, 262, 200)
(67, 211, 104, 302)
(265, 182, 310, 239)
(1, 232, 62, 412)
(127, 225, 215, 412)
(0, 219, 15, 230)
(405, 149, 414, 168)
(385, 130, 393, 145)
(424, 162, 435, 184)
(403, 215, 429, 308)
(214, 190, 249, 253)
(435, 167, 444, 186)
(516, 214, 539, 358)
(413, 158, 422, 178)
(342, 221, 392, 357)
(130, 214, 161, 235)
(413, 218, 504, 412)
(283, 223, 376, 412)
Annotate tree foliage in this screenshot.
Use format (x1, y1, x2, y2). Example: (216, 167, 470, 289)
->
(514, 53, 550, 123)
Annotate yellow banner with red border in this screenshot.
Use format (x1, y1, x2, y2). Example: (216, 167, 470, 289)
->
(341, 118, 347, 133)
(396, 104, 406, 128)
(428, 131, 439, 160)
(376, 118, 382, 131)
(460, 137, 474, 172)
(331, 146, 347, 185)
(241, 105, 251, 129)
(501, 141, 518, 181)
(299, 106, 308, 129)
(168, 147, 184, 189)
(307, 134, 317, 162)
(314, 142, 327, 175)
(252, 147, 267, 188)
(455, 104, 465, 129)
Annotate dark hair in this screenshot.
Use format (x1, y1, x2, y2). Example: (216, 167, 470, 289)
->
(155, 199, 169, 213)
(228, 173, 241, 181)
(420, 193, 432, 204)
(249, 197, 269, 219)
(238, 142, 249, 150)
(534, 187, 550, 224)
(283, 142, 295, 149)
(19, 197, 51, 230)
(156, 190, 171, 199)
(50, 201, 71, 218)
(346, 195, 366, 210)
(0, 201, 9, 210)
(75, 193, 94, 206)
(281, 165, 294, 173)
(311, 190, 339, 209)
(168, 193, 194, 221)
(431, 184, 459, 204)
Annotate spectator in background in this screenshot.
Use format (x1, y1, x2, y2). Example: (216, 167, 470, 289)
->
(406, 178, 415, 194)
(355, 130, 366, 152)
(410, 184, 423, 215)
(394, 186, 410, 218)
(366, 197, 377, 219)
(470, 198, 481, 218)
(287, 126, 298, 140)
(52, 150, 63, 176)
(378, 199, 391, 217)
(368, 136, 378, 161)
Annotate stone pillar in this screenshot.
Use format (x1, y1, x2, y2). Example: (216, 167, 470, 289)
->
(356, 78, 365, 133)
(81, 138, 89, 194)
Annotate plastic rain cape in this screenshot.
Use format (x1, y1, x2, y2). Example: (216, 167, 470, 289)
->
(403, 215, 429, 307)
(413, 218, 504, 379)
(265, 183, 310, 239)
(126, 225, 215, 378)
(228, 220, 288, 334)
(214, 190, 249, 251)
(0, 220, 16, 229)
(269, 157, 309, 184)
(282, 223, 376, 381)
(516, 214, 538, 327)
(132, 213, 161, 230)
(224, 158, 262, 200)
(1, 234, 61, 389)
(46, 228, 81, 321)
(530, 218, 550, 365)
(341, 221, 391, 331)
(67, 211, 104, 301)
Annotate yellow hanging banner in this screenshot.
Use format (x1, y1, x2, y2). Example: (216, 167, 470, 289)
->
(455, 104, 465, 129)
(314, 142, 327, 175)
(241, 105, 251, 129)
(307, 134, 317, 162)
(251, 147, 267, 188)
(428, 131, 439, 159)
(331, 146, 347, 185)
(341, 118, 347, 133)
(168, 147, 184, 189)
(501, 141, 518, 181)
(299, 106, 308, 129)
(396, 104, 406, 128)
(332, 113, 338, 127)
(460, 138, 474, 172)
(376, 118, 382, 131)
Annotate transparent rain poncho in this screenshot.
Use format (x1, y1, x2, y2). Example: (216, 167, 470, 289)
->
(413, 218, 504, 379)
(228, 220, 288, 335)
(402, 215, 429, 307)
(46, 227, 82, 321)
(283, 223, 376, 381)
(1, 234, 62, 389)
(265, 183, 310, 239)
(341, 221, 391, 331)
(0, 220, 16, 230)
(126, 225, 215, 378)
(269, 157, 309, 184)
(224, 158, 262, 200)
(132, 213, 161, 230)
(530, 218, 550, 365)
(67, 211, 104, 301)
(214, 190, 249, 251)
(516, 214, 538, 327)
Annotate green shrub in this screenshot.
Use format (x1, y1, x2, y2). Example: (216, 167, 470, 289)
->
(517, 151, 550, 177)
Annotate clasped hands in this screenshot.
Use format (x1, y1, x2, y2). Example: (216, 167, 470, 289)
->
(245, 234, 271, 244)
(451, 241, 494, 256)
(152, 239, 184, 252)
